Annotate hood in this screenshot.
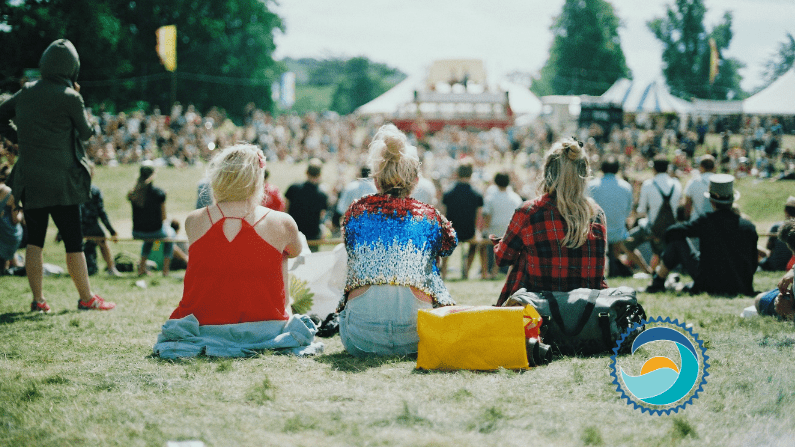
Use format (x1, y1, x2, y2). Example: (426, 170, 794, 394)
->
(39, 39, 80, 86)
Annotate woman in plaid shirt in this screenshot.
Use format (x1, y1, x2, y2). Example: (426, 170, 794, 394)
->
(493, 138, 607, 306)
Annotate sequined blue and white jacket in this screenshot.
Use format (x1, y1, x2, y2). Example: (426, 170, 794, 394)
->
(340, 194, 457, 309)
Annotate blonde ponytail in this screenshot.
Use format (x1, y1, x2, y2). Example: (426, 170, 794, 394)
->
(541, 138, 598, 248)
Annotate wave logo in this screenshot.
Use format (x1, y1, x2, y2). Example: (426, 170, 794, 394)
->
(610, 317, 709, 415)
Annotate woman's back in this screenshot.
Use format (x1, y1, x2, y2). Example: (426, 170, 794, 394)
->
(343, 194, 457, 307)
(170, 204, 292, 325)
(494, 137, 607, 306)
(495, 194, 607, 304)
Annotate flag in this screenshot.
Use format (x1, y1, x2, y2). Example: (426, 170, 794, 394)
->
(709, 38, 719, 84)
(156, 25, 177, 72)
(280, 72, 296, 109)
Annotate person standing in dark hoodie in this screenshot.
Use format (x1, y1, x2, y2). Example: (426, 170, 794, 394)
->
(0, 39, 115, 312)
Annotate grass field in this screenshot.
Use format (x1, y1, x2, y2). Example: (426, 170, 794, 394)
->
(2, 156, 795, 446)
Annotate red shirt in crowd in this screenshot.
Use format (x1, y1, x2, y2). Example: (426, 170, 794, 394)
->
(261, 183, 286, 212)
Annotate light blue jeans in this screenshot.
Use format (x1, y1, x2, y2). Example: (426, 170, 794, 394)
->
(133, 223, 176, 259)
(339, 285, 432, 357)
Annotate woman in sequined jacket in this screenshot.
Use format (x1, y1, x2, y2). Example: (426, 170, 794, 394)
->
(338, 124, 457, 357)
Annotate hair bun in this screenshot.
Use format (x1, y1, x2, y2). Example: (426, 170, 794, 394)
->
(564, 140, 582, 161)
(382, 135, 404, 161)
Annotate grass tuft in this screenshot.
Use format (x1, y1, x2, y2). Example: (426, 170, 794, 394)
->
(215, 359, 233, 373)
(582, 426, 604, 445)
(394, 401, 430, 427)
(43, 375, 70, 385)
(283, 414, 317, 433)
(469, 406, 504, 434)
(247, 376, 275, 404)
(450, 388, 473, 401)
(21, 381, 42, 402)
(670, 417, 698, 439)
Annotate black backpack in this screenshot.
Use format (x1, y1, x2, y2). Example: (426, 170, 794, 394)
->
(649, 182, 676, 240)
(505, 287, 646, 356)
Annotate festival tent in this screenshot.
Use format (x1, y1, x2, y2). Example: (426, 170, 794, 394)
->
(600, 78, 691, 114)
(743, 69, 795, 115)
(501, 81, 542, 119)
(355, 74, 424, 115)
(689, 98, 744, 117)
(355, 75, 542, 121)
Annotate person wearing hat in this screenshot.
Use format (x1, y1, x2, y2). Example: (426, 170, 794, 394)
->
(759, 196, 795, 272)
(644, 174, 758, 296)
(128, 162, 175, 276)
(0, 39, 114, 312)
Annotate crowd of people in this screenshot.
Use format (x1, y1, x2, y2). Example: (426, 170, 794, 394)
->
(2, 39, 795, 359)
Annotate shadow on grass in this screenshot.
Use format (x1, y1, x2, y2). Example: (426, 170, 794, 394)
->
(0, 309, 71, 325)
(314, 351, 415, 372)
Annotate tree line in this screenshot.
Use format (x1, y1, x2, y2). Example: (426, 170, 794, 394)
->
(2, 0, 793, 118)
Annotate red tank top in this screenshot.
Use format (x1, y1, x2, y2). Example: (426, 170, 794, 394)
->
(169, 206, 288, 325)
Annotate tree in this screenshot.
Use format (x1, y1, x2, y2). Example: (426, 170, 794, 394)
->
(763, 33, 795, 86)
(531, 0, 630, 97)
(0, 0, 284, 117)
(648, 0, 744, 100)
(329, 57, 393, 115)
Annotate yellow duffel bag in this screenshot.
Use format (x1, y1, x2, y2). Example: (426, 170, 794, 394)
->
(416, 305, 541, 371)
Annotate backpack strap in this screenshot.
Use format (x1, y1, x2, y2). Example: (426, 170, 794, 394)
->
(597, 312, 613, 349)
(542, 289, 599, 337)
(652, 181, 674, 202)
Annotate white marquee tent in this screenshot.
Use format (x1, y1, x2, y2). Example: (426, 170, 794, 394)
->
(600, 78, 691, 114)
(355, 75, 542, 120)
(743, 69, 795, 115)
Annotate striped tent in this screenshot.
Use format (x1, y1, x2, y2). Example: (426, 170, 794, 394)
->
(601, 78, 691, 114)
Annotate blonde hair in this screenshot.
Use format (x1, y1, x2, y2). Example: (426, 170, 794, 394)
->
(541, 137, 599, 248)
(368, 124, 420, 197)
(208, 143, 265, 204)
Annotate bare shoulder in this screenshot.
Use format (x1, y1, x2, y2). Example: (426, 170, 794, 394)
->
(185, 207, 212, 244)
(261, 208, 298, 234)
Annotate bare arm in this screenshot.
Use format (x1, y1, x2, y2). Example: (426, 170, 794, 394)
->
(282, 216, 302, 258)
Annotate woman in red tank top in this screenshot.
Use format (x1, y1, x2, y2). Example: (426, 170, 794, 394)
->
(168, 144, 303, 325)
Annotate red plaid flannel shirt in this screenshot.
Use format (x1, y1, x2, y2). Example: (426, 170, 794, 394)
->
(494, 193, 608, 305)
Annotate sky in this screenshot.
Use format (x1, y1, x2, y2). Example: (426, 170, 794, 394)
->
(271, 0, 795, 93)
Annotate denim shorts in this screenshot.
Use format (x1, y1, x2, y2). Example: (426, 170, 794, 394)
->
(339, 285, 432, 357)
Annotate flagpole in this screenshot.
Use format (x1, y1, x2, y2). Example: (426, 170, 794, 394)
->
(170, 70, 177, 111)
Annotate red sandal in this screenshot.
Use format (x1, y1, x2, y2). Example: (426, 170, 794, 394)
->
(30, 300, 51, 313)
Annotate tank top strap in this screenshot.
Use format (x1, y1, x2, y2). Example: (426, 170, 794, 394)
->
(216, 203, 225, 218)
(205, 206, 214, 225)
(252, 208, 272, 226)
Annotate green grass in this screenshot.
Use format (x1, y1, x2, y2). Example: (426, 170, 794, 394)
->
(3, 150, 795, 445)
(2, 271, 795, 446)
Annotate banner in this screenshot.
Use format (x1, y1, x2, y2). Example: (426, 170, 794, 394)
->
(156, 25, 177, 72)
(280, 72, 296, 109)
(709, 38, 719, 84)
